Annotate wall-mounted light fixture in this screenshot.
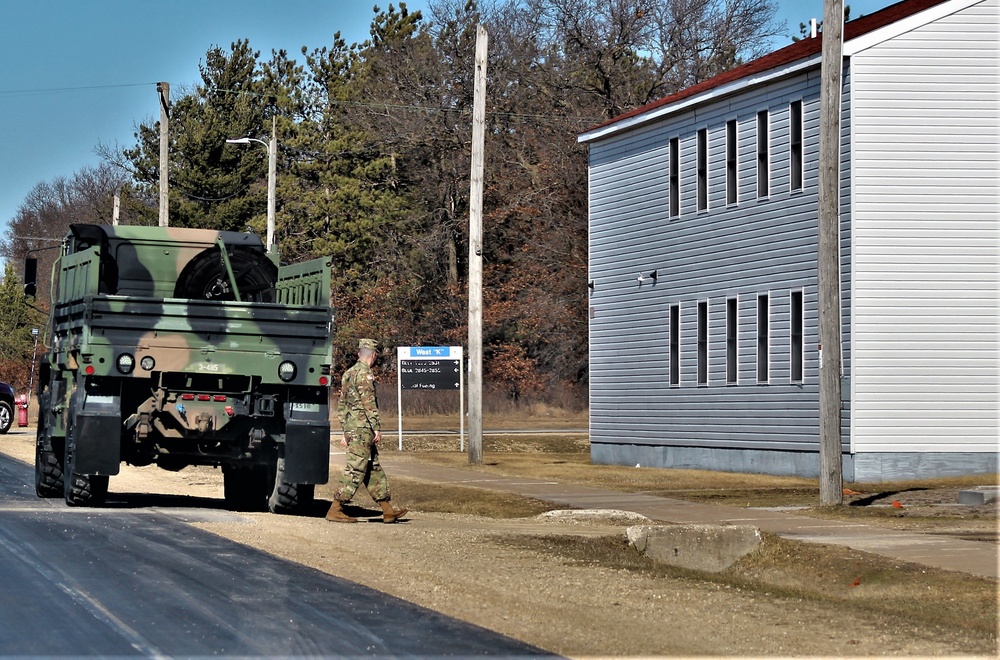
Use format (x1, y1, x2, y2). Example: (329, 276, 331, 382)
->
(588, 280, 595, 291)
(637, 270, 658, 284)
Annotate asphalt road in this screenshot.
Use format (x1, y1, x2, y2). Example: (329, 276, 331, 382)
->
(0, 453, 552, 658)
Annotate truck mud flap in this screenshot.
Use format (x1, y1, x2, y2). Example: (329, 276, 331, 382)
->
(72, 393, 121, 475)
(283, 402, 330, 484)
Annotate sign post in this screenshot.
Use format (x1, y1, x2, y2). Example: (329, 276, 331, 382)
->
(396, 346, 464, 451)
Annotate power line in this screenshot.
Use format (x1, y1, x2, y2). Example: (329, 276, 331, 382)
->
(0, 82, 154, 99)
(0, 79, 597, 124)
(205, 86, 599, 124)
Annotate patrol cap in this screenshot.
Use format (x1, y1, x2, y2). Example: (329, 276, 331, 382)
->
(358, 338, 378, 351)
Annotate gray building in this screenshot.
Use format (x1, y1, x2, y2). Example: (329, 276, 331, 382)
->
(579, 0, 998, 482)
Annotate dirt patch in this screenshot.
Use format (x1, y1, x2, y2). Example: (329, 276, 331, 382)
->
(0, 428, 996, 657)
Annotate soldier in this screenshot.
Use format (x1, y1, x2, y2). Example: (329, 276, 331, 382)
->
(326, 339, 409, 524)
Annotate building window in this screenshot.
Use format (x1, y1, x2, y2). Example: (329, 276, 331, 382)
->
(726, 120, 737, 205)
(669, 304, 680, 386)
(757, 293, 769, 383)
(790, 101, 803, 192)
(790, 290, 804, 383)
(757, 110, 769, 198)
(726, 297, 738, 384)
(697, 128, 708, 211)
(697, 300, 709, 385)
(669, 137, 680, 218)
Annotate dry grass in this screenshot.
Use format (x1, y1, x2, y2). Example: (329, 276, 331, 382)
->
(383, 435, 997, 509)
(390, 444, 998, 539)
(316, 476, 554, 519)
(501, 533, 998, 652)
(385, 443, 822, 500)
(326, 424, 999, 649)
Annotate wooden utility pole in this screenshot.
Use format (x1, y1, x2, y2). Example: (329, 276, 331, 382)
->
(468, 25, 488, 465)
(818, 0, 844, 505)
(157, 82, 170, 227)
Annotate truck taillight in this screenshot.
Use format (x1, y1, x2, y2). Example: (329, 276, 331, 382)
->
(116, 353, 135, 374)
(319, 376, 329, 386)
(181, 393, 195, 400)
(213, 395, 227, 402)
(278, 361, 296, 382)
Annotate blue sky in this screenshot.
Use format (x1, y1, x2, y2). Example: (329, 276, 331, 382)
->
(0, 0, 896, 249)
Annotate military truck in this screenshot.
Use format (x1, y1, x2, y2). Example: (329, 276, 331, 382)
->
(26, 224, 332, 513)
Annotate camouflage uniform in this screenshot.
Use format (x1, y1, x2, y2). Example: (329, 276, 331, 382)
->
(334, 339, 391, 503)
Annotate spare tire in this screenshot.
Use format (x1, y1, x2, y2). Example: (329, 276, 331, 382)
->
(174, 246, 277, 303)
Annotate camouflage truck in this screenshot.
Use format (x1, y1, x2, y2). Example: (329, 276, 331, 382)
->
(27, 224, 332, 513)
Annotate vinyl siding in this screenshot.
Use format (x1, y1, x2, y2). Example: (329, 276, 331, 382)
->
(850, 0, 999, 452)
(588, 67, 853, 452)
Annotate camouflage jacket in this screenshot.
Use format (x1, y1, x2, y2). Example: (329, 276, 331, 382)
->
(337, 360, 381, 433)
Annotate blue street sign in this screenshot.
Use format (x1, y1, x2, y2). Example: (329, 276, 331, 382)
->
(408, 346, 452, 358)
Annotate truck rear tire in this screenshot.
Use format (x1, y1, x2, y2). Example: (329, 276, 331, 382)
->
(268, 456, 316, 514)
(64, 472, 109, 507)
(34, 383, 64, 497)
(63, 430, 109, 507)
(35, 439, 65, 498)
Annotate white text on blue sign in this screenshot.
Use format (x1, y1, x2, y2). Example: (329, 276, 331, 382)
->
(409, 347, 452, 358)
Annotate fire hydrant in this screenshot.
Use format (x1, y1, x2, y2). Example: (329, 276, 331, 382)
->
(16, 394, 28, 427)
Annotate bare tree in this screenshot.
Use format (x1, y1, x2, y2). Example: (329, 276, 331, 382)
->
(0, 163, 136, 307)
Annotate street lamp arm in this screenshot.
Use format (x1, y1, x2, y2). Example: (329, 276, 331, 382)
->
(226, 137, 268, 148)
(224, 122, 278, 257)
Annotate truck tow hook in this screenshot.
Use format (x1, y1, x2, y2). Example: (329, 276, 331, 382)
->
(195, 412, 213, 433)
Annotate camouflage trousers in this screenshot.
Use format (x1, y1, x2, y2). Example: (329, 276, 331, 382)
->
(335, 428, 390, 503)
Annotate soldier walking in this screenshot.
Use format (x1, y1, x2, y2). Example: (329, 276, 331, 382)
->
(326, 338, 409, 523)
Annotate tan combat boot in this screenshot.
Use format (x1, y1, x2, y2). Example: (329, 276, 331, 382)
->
(379, 500, 409, 523)
(325, 499, 357, 523)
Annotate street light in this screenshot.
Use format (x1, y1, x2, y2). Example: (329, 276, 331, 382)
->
(227, 116, 277, 255)
(27, 328, 39, 412)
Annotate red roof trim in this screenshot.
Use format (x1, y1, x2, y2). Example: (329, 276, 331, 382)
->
(584, 0, 952, 136)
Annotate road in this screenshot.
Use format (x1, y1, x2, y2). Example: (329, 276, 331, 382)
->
(0, 453, 551, 658)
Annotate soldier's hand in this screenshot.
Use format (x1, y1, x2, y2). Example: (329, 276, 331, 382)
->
(373, 430, 382, 444)
(340, 434, 348, 449)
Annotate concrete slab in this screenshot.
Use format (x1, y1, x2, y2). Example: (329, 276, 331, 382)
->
(958, 486, 999, 506)
(627, 524, 763, 572)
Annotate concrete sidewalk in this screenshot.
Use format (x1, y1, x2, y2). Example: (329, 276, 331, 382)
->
(383, 458, 999, 579)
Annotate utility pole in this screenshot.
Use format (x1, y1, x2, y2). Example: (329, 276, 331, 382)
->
(157, 82, 170, 227)
(266, 115, 277, 255)
(468, 25, 488, 465)
(818, 0, 844, 505)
